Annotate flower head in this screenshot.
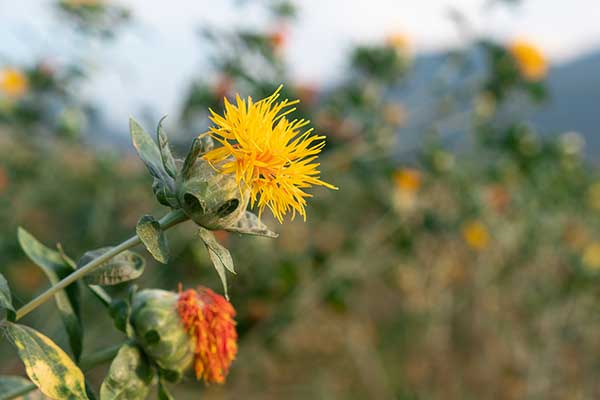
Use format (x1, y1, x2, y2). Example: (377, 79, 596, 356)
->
(462, 220, 490, 251)
(0, 68, 28, 99)
(508, 40, 547, 81)
(177, 287, 237, 384)
(202, 86, 337, 222)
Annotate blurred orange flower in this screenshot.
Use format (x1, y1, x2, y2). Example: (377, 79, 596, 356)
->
(508, 40, 547, 81)
(394, 168, 421, 193)
(0, 68, 28, 99)
(462, 220, 490, 250)
(177, 287, 238, 384)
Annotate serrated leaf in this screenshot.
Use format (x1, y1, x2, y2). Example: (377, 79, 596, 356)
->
(17, 228, 82, 361)
(100, 344, 153, 400)
(4, 323, 89, 400)
(77, 248, 145, 286)
(156, 117, 177, 179)
(0, 273, 15, 322)
(157, 380, 174, 400)
(198, 227, 234, 299)
(225, 211, 279, 238)
(0, 375, 47, 399)
(136, 215, 169, 264)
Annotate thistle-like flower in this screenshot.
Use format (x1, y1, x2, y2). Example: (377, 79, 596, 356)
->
(508, 40, 547, 81)
(177, 287, 237, 384)
(202, 86, 337, 223)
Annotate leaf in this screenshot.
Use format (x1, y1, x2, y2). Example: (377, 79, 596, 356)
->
(99, 344, 153, 400)
(225, 211, 279, 238)
(77, 248, 145, 286)
(136, 215, 169, 264)
(129, 118, 172, 185)
(0, 273, 15, 322)
(181, 135, 213, 179)
(157, 380, 174, 400)
(4, 323, 89, 400)
(156, 117, 177, 179)
(17, 228, 82, 361)
(198, 227, 235, 299)
(0, 376, 47, 399)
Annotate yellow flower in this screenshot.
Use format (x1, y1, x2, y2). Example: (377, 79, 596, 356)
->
(508, 40, 547, 81)
(394, 168, 421, 193)
(0, 68, 28, 98)
(202, 86, 337, 222)
(462, 220, 490, 251)
(582, 242, 600, 271)
(386, 33, 411, 55)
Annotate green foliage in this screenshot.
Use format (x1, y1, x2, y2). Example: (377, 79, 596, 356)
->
(4, 323, 88, 400)
(136, 215, 170, 264)
(77, 248, 145, 286)
(99, 344, 153, 400)
(17, 228, 82, 361)
(199, 227, 235, 298)
(0, 376, 43, 400)
(0, 273, 15, 322)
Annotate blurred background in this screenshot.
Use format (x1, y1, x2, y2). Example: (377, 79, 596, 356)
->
(1, 0, 600, 398)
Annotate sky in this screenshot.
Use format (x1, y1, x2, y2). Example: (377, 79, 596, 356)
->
(1, 0, 599, 129)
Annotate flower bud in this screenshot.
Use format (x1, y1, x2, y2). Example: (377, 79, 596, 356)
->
(130, 287, 238, 384)
(176, 158, 249, 230)
(130, 289, 195, 381)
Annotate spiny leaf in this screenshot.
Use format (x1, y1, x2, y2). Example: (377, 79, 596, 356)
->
(77, 248, 145, 286)
(181, 135, 213, 179)
(4, 323, 89, 400)
(225, 211, 279, 238)
(198, 227, 234, 299)
(156, 117, 177, 179)
(0, 273, 15, 322)
(17, 228, 82, 361)
(0, 376, 47, 399)
(100, 344, 153, 400)
(136, 215, 170, 264)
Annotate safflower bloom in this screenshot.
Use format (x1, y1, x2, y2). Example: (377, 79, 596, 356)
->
(462, 220, 490, 250)
(0, 68, 28, 98)
(508, 40, 547, 81)
(177, 287, 237, 384)
(202, 86, 337, 222)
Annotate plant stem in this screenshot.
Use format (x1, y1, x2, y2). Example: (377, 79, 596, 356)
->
(15, 209, 188, 321)
(0, 340, 133, 400)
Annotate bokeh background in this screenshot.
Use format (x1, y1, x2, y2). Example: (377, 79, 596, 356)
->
(1, 0, 600, 399)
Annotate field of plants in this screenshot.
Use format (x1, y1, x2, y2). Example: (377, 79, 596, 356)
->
(1, 1, 600, 399)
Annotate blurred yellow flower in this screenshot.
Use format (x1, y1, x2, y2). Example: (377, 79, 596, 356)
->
(202, 85, 337, 222)
(582, 242, 600, 271)
(508, 40, 547, 81)
(0, 68, 28, 98)
(462, 220, 490, 250)
(386, 33, 411, 55)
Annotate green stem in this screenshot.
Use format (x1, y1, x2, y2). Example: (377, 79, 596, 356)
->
(15, 209, 188, 321)
(0, 340, 133, 400)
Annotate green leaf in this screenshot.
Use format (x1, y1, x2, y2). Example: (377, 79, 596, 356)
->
(136, 215, 170, 264)
(0, 273, 15, 322)
(0, 375, 46, 399)
(99, 344, 153, 400)
(4, 323, 89, 400)
(157, 379, 174, 400)
(156, 117, 177, 179)
(181, 135, 213, 179)
(225, 211, 279, 238)
(17, 228, 82, 361)
(198, 227, 235, 299)
(77, 248, 145, 286)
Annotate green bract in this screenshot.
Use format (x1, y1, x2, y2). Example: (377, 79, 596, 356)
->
(129, 289, 194, 382)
